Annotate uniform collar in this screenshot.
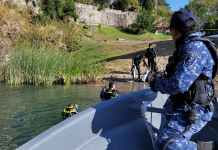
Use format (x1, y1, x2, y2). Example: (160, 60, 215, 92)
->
(176, 32, 204, 47)
(185, 32, 204, 41)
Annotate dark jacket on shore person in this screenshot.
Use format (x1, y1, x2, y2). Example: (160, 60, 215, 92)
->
(145, 43, 158, 72)
(132, 54, 146, 80)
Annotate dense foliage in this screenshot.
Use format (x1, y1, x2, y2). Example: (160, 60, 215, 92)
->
(75, 0, 168, 12)
(128, 8, 155, 34)
(74, 0, 171, 33)
(41, 0, 78, 20)
(136, 8, 155, 32)
(39, 0, 171, 34)
(0, 4, 171, 86)
(186, 0, 218, 32)
(127, 0, 170, 34)
(140, 0, 156, 10)
(112, 0, 139, 11)
(74, 0, 94, 5)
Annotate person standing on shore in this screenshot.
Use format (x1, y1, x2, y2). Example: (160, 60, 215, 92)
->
(145, 43, 158, 72)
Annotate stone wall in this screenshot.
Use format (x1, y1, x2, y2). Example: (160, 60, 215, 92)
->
(1, 1, 137, 27)
(75, 3, 137, 28)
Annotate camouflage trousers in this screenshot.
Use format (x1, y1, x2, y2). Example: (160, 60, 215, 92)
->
(157, 100, 214, 150)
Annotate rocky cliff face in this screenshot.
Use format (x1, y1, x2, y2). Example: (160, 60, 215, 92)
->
(0, 0, 40, 62)
(75, 3, 137, 28)
(1, 1, 137, 28)
(0, 0, 26, 7)
(0, 4, 29, 63)
(1, 0, 40, 15)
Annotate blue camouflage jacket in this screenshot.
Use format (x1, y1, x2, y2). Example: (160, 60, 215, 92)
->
(153, 32, 214, 95)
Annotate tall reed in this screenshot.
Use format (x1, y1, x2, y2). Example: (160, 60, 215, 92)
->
(5, 44, 102, 86)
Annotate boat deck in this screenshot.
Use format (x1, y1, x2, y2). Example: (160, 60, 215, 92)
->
(17, 90, 218, 150)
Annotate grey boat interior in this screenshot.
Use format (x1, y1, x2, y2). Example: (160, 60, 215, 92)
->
(17, 89, 218, 150)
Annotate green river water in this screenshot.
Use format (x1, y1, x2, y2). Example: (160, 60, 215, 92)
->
(0, 82, 144, 150)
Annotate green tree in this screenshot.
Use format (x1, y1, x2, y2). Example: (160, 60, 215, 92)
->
(64, 0, 78, 20)
(125, 0, 139, 11)
(187, 0, 218, 31)
(75, 0, 94, 4)
(141, 0, 155, 10)
(137, 8, 155, 32)
(93, 0, 110, 8)
(41, 0, 77, 20)
(42, 0, 57, 19)
(56, 0, 65, 19)
(113, 0, 139, 11)
(128, 8, 155, 34)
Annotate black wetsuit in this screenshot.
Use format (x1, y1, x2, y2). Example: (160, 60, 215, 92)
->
(145, 47, 157, 72)
(100, 88, 118, 100)
(132, 54, 144, 79)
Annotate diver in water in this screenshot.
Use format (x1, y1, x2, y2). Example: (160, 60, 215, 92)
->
(100, 81, 119, 101)
(62, 104, 79, 119)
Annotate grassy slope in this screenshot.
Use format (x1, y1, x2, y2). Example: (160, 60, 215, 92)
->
(1, 5, 171, 85)
(6, 26, 170, 85)
(95, 26, 170, 41)
(91, 26, 171, 74)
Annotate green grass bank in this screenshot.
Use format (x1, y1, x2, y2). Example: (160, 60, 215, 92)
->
(95, 26, 170, 41)
(0, 5, 170, 86)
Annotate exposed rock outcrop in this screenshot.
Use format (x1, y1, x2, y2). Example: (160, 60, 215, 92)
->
(1, 1, 137, 28)
(0, 5, 28, 62)
(1, 0, 40, 15)
(75, 3, 137, 28)
(0, 0, 26, 7)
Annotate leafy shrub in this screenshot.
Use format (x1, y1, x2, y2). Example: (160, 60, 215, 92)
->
(141, 0, 155, 10)
(75, 0, 94, 4)
(187, 0, 218, 33)
(41, 0, 77, 20)
(19, 20, 82, 52)
(157, 5, 171, 19)
(64, 0, 78, 19)
(127, 8, 155, 34)
(112, 0, 139, 11)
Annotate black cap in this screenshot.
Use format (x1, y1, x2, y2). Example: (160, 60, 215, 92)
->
(170, 9, 197, 33)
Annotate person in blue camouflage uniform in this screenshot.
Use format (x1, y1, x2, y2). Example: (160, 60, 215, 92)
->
(146, 9, 215, 150)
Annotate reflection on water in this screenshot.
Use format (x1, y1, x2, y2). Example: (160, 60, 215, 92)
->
(0, 82, 145, 150)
